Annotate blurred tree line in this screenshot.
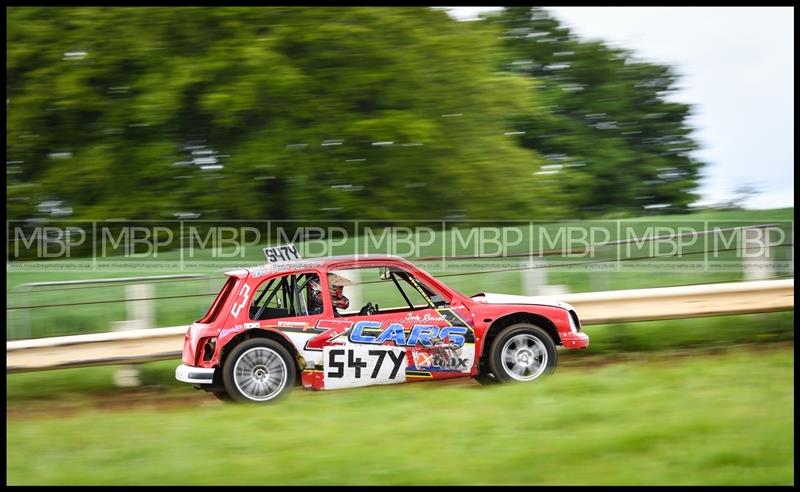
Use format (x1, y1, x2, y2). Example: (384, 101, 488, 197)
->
(7, 7, 703, 223)
(491, 8, 702, 215)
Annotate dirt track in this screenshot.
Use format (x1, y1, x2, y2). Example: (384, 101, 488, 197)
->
(7, 342, 793, 421)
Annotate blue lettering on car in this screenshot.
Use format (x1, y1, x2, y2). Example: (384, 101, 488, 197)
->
(375, 323, 406, 345)
(347, 323, 468, 348)
(407, 325, 438, 347)
(350, 320, 381, 343)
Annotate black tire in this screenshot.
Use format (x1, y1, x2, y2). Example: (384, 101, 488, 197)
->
(212, 391, 232, 401)
(222, 338, 296, 403)
(488, 324, 557, 383)
(474, 373, 500, 385)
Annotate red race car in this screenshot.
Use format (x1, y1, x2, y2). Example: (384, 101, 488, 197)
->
(176, 246, 589, 402)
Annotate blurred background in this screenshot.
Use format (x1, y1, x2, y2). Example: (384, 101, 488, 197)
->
(6, 6, 726, 222)
(6, 6, 794, 485)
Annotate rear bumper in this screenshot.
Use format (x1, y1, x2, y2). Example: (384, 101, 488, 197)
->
(561, 331, 590, 350)
(175, 364, 216, 384)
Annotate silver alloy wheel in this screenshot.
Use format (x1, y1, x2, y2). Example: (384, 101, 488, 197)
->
(500, 333, 548, 381)
(232, 346, 288, 401)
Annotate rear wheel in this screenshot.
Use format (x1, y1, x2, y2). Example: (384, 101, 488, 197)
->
(222, 338, 296, 403)
(488, 324, 556, 383)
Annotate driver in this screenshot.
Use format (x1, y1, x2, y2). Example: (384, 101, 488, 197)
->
(306, 273, 352, 316)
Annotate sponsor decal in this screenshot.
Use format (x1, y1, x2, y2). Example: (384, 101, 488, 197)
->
(304, 319, 472, 350)
(304, 319, 354, 351)
(244, 322, 260, 329)
(411, 350, 469, 371)
(348, 321, 468, 348)
(278, 320, 308, 328)
(411, 351, 434, 368)
(219, 326, 239, 338)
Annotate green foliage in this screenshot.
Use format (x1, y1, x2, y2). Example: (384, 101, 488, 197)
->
(7, 7, 702, 222)
(486, 7, 704, 216)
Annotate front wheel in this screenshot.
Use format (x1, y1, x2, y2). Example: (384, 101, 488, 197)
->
(212, 391, 232, 401)
(222, 338, 296, 403)
(488, 324, 557, 383)
(474, 373, 500, 385)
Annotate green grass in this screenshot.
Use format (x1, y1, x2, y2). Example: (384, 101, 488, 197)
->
(6, 345, 794, 485)
(6, 359, 185, 402)
(584, 311, 795, 353)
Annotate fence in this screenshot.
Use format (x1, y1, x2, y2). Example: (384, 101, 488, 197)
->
(6, 278, 794, 373)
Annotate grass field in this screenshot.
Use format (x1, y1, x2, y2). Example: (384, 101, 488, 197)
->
(6, 307, 794, 485)
(7, 343, 794, 485)
(6, 207, 794, 339)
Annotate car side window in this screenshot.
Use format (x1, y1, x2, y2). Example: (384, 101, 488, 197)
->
(327, 266, 448, 316)
(249, 272, 321, 320)
(391, 268, 449, 309)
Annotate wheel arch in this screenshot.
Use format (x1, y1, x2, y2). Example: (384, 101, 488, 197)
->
(479, 312, 560, 369)
(219, 329, 305, 384)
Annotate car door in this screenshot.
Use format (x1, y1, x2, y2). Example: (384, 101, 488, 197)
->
(381, 266, 476, 380)
(316, 264, 475, 390)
